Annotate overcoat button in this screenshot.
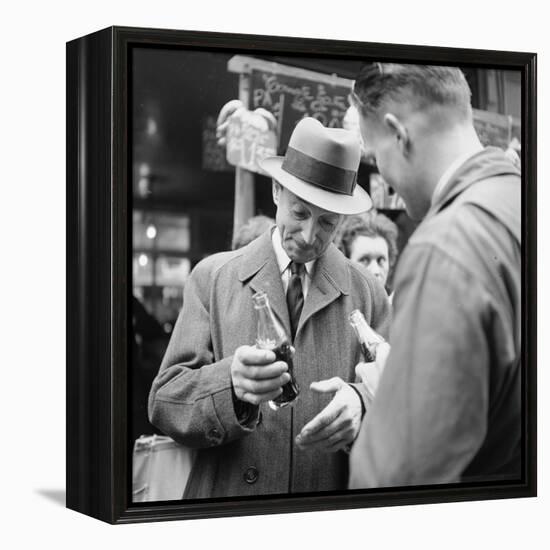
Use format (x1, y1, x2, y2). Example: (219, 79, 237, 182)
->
(244, 467, 259, 484)
(209, 428, 221, 440)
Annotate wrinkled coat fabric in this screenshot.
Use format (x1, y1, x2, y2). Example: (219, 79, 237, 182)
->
(349, 147, 522, 488)
(149, 231, 391, 498)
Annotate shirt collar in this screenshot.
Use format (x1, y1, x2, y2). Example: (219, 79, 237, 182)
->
(431, 146, 483, 206)
(271, 226, 315, 277)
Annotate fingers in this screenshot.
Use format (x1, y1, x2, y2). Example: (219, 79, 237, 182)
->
(236, 345, 276, 366)
(238, 372, 291, 395)
(325, 436, 352, 453)
(234, 346, 289, 378)
(244, 362, 289, 379)
(309, 377, 345, 395)
(297, 401, 355, 444)
(296, 409, 344, 445)
(325, 423, 358, 452)
(298, 402, 340, 439)
(296, 410, 357, 453)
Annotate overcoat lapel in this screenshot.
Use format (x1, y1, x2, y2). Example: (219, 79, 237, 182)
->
(238, 231, 291, 337)
(297, 244, 350, 339)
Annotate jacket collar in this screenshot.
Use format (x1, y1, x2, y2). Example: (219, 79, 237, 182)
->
(297, 242, 350, 338)
(428, 147, 521, 218)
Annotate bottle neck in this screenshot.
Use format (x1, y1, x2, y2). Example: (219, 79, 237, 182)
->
(255, 302, 288, 348)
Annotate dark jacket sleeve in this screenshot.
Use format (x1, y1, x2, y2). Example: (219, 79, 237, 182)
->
(148, 260, 258, 449)
(349, 242, 491, 488)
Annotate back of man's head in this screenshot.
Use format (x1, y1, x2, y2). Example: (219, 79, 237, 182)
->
(353, 63, 473, 127)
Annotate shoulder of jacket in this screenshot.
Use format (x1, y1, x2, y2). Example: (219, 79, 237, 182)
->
(411, 194, 498, 250)
(191, 248, 245, 280)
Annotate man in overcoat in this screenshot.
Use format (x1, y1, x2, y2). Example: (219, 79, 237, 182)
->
(348, 63, 521, 487)
(149, 117, 391, 498)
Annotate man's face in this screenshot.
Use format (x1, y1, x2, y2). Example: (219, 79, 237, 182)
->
(358, 112, 423, 220)
(349, 235, 390, 286)
(273, 183, 343, 264)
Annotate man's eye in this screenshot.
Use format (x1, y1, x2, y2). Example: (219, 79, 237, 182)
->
(292, 210, 307, 219)
(321, 219, 337, 230)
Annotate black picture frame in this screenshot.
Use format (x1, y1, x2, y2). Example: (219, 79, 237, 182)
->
(66, 25, 537, 524)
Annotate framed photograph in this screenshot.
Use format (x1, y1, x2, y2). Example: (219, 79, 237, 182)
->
(66, 26, 536, 524)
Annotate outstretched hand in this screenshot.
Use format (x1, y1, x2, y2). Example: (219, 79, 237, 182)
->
(295, 377, 362, 453)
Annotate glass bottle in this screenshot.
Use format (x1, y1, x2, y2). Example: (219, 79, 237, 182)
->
(252, 291, 299, 409)
(349, 309, 385, 362)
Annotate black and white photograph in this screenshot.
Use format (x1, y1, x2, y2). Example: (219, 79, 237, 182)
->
(119, 36, 533, 508)
(5, 0, 549, 546)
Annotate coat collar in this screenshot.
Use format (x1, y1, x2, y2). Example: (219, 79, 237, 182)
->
(238, 229, 350, 341)
(428, 147, 520, 218)
(238, 230, 290, 335)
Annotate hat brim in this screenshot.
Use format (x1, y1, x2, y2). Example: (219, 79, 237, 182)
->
(260, 156, 372, 215)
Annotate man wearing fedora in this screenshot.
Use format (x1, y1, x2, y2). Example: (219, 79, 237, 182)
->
(348, 64, 521, 487)
(149, 117, 391, 498)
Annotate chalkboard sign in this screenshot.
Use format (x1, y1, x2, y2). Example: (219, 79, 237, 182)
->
(250, 70, 351, 154)
(225, 111, 277, 174)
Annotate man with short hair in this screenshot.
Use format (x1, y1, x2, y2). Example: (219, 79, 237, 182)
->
(348, 63, 521, 487)
(149, 117, 390, 498)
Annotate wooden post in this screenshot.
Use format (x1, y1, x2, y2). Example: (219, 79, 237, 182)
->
(233, 72, 255, 239)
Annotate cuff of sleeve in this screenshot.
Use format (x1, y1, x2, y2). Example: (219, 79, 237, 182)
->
(208, 357, 260, 442)
(232, 387, 260, 427)
(348, 383, 367, 418)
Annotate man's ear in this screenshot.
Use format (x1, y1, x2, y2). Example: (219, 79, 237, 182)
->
(272, 180, 281, 206)
(383, 113, 410, 155)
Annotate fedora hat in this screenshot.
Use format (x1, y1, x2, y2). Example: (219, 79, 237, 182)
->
(260, 117, 372, 215)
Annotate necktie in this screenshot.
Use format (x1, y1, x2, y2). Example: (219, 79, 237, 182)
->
(286, 262, 304, 341)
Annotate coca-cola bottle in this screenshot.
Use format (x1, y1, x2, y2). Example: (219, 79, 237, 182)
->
(349, 309, 385, 362)
(252, 291, 299, 409)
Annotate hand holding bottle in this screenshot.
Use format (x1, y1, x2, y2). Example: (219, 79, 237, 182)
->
(355, 341, 391, 405)
(253, 291, 300, 409)
(230, 345, 291, 406)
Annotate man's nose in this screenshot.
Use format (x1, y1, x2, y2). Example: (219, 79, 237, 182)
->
(367, 260, 381, 275)
(300, 219, 316, 245)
